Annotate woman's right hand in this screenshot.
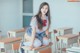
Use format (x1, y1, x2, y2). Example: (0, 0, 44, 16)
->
(29, 45, 34, 50)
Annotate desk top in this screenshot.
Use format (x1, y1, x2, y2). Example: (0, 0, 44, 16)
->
(8, 28, 25, 33)
(66, 47, 80, 52)
(57, 34, 79, 39)
(0, 37, 21, 44)
(54, 27, 73, 31)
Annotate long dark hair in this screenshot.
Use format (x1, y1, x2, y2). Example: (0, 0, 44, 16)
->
(35, 2, 51, 30)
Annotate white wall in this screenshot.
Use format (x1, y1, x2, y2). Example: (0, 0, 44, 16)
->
(33, 0, 80, 34)
(33, 0, 80, 53)
(0, 0, 22, 36)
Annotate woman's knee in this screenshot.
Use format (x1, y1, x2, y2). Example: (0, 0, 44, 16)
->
(43, 37, 49, 45)
(33, 39, 42, 48)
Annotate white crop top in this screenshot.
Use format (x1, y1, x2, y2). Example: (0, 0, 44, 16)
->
(30, 16, 49, 34)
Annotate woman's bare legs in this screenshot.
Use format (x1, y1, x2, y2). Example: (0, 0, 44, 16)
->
(43, 37, 49, 46)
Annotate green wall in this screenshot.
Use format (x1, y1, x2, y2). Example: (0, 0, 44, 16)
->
(23, 16, 32, 27)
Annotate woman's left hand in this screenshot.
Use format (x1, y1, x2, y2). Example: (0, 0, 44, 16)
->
(43, 37, 49, 40)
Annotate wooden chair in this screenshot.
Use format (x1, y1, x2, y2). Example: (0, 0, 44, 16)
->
(21, 32, 53, 53)
(12, 42, 21, 53)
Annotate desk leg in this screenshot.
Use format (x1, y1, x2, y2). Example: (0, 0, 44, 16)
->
(56, 41, 59, 53)
(55, 38, 58, 53)
(78, 37, 80, 46)
(60, 39, 62, 53)
(24, 50, 28, 53)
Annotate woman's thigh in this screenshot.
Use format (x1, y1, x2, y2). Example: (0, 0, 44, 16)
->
(23, 38, 42, 48)
(33, 38, 42, 47)
(43, 37, 49, 45)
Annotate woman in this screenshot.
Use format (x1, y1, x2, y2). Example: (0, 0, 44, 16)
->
(20, 2, 51, 53)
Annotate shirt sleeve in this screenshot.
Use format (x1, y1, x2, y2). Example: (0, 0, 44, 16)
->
(30, 17, 37, 28)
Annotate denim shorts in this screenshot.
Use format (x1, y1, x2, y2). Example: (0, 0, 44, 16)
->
(26, 27, 46, 43)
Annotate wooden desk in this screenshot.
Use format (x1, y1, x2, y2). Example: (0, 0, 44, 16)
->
(0, 37, 21, 53)
(54, 27, 73, 36)
(7, 28, 25, 38)
(22, 42, 53, 53)
(66, 47, 80, 53)
(57, 34, 79, 53)
(53, 27, 73, 53)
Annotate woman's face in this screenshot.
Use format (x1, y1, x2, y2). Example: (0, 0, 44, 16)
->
(41, 5, 48, 15)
